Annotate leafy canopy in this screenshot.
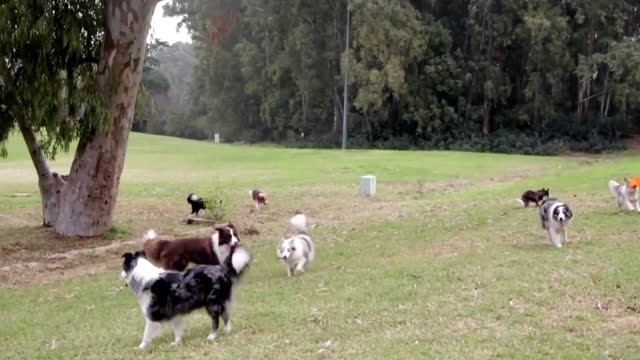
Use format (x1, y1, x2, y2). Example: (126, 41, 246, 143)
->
(0, 0, 106, 158)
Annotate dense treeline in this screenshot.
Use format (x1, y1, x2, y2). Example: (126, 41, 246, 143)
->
(153, 0, 640, 154)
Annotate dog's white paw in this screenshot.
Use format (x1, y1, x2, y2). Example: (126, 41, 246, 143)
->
(170, 340, 182, 346)
(137, 342, 148, 350)
(207, 332, 217, 341)
(224, 322, 232, 334)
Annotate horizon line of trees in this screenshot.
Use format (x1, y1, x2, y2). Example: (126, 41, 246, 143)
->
(141, 0, 640, 155)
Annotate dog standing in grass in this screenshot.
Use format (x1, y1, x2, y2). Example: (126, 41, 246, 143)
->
(608, 178, 639, 211)
(187, 193, 207, 216)
(517, 188, 549, 207)
(277, 212, 315, 276)
(250, 189, 268, 210)
(539, 198, 574, 248)
(121, 245, 251, 349)
(142, 224, 239, 271)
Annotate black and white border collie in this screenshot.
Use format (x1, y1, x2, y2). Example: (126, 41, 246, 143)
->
(539, 198, 574, 248)
(120, 246, 252, 349)
(187, 193, 207, 216)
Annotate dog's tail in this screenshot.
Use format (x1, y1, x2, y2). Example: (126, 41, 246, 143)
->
(290, 213, 308, 234)
(608, 180, 620, 196)
(224, 245, 252, 278)
(139, 229, 158, 247)
(515, 198, 525, 207)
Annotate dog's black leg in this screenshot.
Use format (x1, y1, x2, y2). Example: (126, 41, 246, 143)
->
(221, 308, 232, 334)
(206, 305, 220, 340)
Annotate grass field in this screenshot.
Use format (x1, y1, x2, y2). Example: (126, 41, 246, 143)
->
(1, 132, 639, 359)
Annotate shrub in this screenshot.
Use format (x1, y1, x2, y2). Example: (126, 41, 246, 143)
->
(200, 186, 233, 222)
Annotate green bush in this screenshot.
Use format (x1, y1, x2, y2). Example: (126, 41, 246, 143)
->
(201, 187, 233, 222)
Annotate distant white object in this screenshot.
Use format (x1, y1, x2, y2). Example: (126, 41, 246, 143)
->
(214, 133, 220, 143)
(360, 175, 376, 197)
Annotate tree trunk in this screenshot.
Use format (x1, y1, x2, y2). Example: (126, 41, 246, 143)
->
(482, 99, 491, 136)
(600, 67, 609, 120)
(17, 119, 66, 227)
(53, 0, 160, 236)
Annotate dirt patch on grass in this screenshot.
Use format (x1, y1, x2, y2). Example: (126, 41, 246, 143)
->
(0, 170, 549, 288)
(0, 239, 135, 288)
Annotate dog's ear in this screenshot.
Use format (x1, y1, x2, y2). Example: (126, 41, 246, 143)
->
(121, 252, 133, 260)
(227, 223, 235, 229)
(625, 177, 630, 184)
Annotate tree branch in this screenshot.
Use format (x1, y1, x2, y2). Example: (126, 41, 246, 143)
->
(16, 119, 52, 179)
(0, 60, 52, 178)
(0, 60, 14, 92)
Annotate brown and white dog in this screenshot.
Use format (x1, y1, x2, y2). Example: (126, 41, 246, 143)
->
(250, 189, 268, 210)
(141, 224, 239, 271)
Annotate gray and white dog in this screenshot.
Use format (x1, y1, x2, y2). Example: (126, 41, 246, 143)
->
(277, 212, 315, 276)
(608, 178, 639, 211)
(539, 198, 574, 248)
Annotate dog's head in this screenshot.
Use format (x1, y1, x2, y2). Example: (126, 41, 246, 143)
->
(121, 250, 146, 279)
(213, 223, 240, 248)
(624, 178, 639, 194)
(277, 238, 295, 261)
(539, 188, 550, 197)
(552, 204, 573, 223)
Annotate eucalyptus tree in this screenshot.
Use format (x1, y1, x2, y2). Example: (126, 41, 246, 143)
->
(0, 0, 161, 236)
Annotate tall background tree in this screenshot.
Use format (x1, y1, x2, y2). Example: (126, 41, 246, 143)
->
(0, 0, 160, 236)
(155, 0, 640, 153)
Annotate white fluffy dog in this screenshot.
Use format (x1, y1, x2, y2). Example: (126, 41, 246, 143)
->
(608, 178, 639, 211)
(277, 212, 315, 276)
(539, 198, 574, 248)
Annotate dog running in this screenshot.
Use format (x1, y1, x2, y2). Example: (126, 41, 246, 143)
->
(539, 198, 574, 248)
(277, 212, 315, 276)
(608, 178, 639, 211)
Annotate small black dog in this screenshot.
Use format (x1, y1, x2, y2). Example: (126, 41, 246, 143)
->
(187, 193, 206, 215)
(518, 188, 550, 207)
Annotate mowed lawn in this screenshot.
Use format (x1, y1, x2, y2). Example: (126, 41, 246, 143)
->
(1, 132, 639, 359)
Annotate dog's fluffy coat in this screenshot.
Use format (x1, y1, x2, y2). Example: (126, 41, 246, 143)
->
(277, 212, 315, 276)
(539, 198, 574, 248)
(608, 178, 639, 211)
(121, 246, 251, 349)
(142, 224, 239, 271)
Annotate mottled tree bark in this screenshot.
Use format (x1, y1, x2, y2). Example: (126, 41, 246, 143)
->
(52, 0, 160, 236)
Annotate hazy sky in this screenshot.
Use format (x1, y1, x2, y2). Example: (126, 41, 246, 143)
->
(149, 1, 191, 44)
